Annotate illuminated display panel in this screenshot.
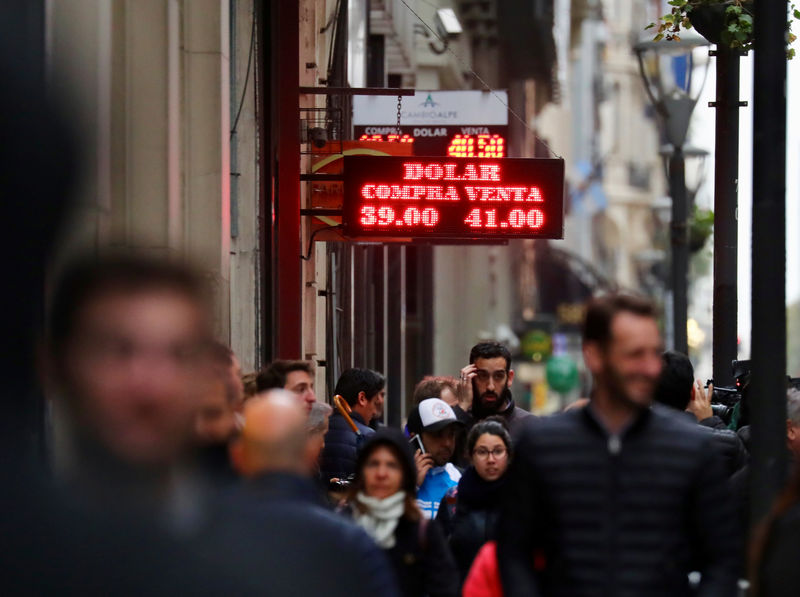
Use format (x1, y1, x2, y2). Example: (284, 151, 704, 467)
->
(354, 125, 508, 158)
(343, 156, 564, 240)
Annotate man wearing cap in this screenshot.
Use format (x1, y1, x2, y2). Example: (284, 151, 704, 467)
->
(408, 398, 464, 519)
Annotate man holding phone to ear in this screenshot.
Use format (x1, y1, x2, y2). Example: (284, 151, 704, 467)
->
(407, 398, 464, 518)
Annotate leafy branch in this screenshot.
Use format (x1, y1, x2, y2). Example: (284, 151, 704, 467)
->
(645, 1, 798, 58)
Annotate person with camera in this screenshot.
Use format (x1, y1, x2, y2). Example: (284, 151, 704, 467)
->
(654, 351, 747, 478)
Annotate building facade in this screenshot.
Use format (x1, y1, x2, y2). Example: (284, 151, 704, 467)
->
(47, 0, 670, 419)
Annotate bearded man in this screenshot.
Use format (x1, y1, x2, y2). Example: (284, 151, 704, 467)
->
(459, 341, 533, 437)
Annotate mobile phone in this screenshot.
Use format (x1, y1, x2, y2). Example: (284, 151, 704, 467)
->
(409, 434, 426, 454)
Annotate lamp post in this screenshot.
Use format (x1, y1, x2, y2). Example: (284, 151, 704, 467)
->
(635, 34, 710, 355)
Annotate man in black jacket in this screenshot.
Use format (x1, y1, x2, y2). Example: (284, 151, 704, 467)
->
(319, 368, 385, 481)
(654, 350, 747, 478)
(497, 294, 740, 597)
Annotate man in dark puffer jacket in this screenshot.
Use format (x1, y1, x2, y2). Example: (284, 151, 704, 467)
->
(654, 350, 747, 478)
(320, 368, 385, 482)
(498, 294, 740, 597)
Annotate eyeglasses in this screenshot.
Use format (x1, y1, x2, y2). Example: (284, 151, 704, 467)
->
(474, 370, 507, 383)
(473, 447, 507, 459)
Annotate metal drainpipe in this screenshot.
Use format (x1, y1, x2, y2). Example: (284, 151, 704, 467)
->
(711, 47, 741, 387)
(229, 0, 239, 240)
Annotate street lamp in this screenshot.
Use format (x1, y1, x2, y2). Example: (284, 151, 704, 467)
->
(659, 144, 709, 208)
(635, 33, 710, 355)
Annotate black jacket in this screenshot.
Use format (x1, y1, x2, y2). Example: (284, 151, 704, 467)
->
(386, 517, 460, 597)
(692, 414, 748, 477)
(497, 404, 740, 597)
(436, 466, 505, 582)
(320, 411, 374, 482)
(468, 398, 534, 439)
(215, 473, 400, 597)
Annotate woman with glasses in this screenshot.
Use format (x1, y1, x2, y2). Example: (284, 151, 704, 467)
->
(436, 418, 512, 584)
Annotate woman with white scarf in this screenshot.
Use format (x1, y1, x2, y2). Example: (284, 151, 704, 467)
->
(346, 428, 459, 597)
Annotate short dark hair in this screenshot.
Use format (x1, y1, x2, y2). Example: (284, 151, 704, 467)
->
(582, 294, 657, 348)
(412, 376, 458, 405)
(467, 416, 513, 459)
(256, 360, 314, 392)
(48, 252, 210, 357)
(654, 351, 694, 411)
(334, 368, 385, 407)
(469, 342, 512, 370)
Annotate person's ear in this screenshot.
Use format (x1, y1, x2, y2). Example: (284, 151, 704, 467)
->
(357, 391, 368, 407)
(507, 369, 515, 386)
(583, 342, 603, 375)
(788, 420, 797, 441)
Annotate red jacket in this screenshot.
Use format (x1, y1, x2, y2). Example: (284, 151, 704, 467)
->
(462, 541, 502, 597)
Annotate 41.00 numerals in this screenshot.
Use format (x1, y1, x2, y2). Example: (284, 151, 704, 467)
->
(464, 208, 545, 230)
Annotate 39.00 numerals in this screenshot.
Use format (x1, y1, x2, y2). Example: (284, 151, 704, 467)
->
(360, 206, 440, 227)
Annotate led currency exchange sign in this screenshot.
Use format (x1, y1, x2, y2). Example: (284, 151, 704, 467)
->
(343, 156, 565, 240)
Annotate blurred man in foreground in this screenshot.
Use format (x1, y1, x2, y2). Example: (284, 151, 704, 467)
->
(42, 253, 259, 594)
(498, 294, 739, 597)
(47, 254, 215, 508)
(224, 391, 400, 597)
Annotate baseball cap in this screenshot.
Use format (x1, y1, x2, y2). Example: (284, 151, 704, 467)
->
(407, 398, 463, 434)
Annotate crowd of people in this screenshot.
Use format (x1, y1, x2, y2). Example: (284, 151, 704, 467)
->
(7, 252, 800, 596)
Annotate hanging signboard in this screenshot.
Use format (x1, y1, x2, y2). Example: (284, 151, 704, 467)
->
(342, 155, 565, 240)
(353, 90, 509, 157)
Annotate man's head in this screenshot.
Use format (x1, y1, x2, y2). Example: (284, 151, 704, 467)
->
(412, 376, 459, 407)
(229, 389, 308, 477)
(582, 294, 663, 410)
(47, 254, 213, 469)
(256, 360, 316, 414)
(334, 368, 386, 424)
(407, 398, 462, 466)
(194, 342, 242, 445)
(787, 388, 800, 460)
(469, 342, 514, 419)
(653, 351, 694, 411)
